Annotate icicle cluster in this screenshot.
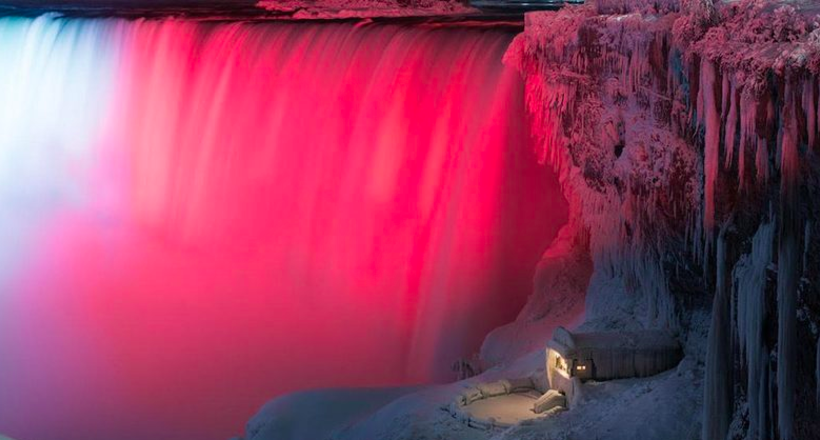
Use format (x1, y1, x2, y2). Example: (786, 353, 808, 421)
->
(506, 5, 699, 330)
(686, 3, 819, 436)
(733, 222, 774, 440)
(703, 228, 732, 440)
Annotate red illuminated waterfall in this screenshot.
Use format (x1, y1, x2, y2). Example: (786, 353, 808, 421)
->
(0, 17, 566, 440)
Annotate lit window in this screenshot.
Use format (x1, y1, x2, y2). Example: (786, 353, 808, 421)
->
(555, 355, 568, 372)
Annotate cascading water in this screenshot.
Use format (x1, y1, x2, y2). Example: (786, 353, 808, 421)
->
(0, 14, 567, 440)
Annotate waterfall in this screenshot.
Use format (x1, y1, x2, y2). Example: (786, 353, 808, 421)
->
(0, 14, 567, 440)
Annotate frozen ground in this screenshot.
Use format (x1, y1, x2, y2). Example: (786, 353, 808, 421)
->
(458, 391, 543, 426)
(239, 351, 704, 440)
(498, 358, 704, 440)
(240, 310, 709, 440)
(238, 387, 426, 440)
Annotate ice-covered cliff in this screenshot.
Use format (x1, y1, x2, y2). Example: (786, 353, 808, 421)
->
(500, 1, 820, 439)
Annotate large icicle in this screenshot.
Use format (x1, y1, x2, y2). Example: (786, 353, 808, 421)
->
(776, 82, 800, 440)
(703, 226, 732, 440)
(817, 337, 820, 406)
(724, 78, 737, 170)
(734, 221, 774, 440)
(738, 92, 756, 187)
(701, 60, 720, 242)
(803, 80, 816, 150)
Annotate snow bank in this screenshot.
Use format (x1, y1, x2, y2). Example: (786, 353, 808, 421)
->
(498, 357, 703, 440)
(241, 387, 424, 440)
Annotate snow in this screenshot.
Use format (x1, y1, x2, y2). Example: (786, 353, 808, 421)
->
(326, 384, 492, 440)
(561, 328, 680, 351)
(242, 387, 425, 440)
(240, 350, 704, 440)
(497, 358, 703, 440)
(457, 390, 545, 427)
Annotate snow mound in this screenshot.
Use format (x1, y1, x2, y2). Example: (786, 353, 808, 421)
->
(498, 358, 703, 440)
(241, 387, 424, 440)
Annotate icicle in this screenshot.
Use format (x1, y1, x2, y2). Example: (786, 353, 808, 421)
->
(776, 82, 800, 440)
(804, 220, 812, 275)
(759, 97, 776, 183)
(756, 137, 768, 183)
(724, 79, 738, 170)
(702, 225, 733, 440)
(817, 337, 820, 407)
(739, 92, 756, 187)
(721, 72, 730, 119)
(768, 360, 776, 440)
(734, 221, 774, 440)
(803, 79, 816, 150)
(701, 60, 720, 247)
(637, 252, 676, 330)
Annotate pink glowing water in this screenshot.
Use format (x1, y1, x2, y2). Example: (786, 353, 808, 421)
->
(0, 17, 566, 440)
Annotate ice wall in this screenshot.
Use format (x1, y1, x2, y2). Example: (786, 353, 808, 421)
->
(505, 1, 820, 438)
(0, 16, 567, 440)
(504, 5, 700, 338)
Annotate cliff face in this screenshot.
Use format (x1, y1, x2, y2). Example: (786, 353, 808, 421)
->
(500, 1, 820, 438)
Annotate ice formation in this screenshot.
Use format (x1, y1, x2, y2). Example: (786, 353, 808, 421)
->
(734, 221, 775, 440)
(703, 228, 732, 440)
(500, 1, 820, 439)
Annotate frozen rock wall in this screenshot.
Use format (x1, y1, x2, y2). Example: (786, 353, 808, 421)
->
(503, 1, 820, 438)
(503, 3, 701, 345)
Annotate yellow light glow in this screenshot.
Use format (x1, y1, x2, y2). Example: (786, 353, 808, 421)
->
(555, 354, 568, 372)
